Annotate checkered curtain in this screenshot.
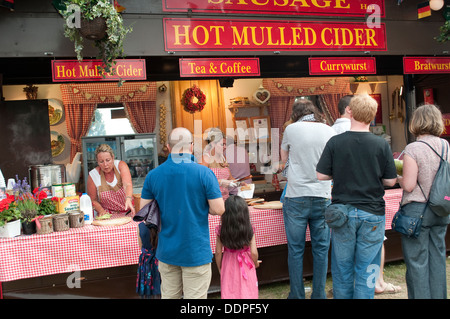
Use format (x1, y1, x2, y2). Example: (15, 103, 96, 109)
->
(64, 103, 96, 161)
(124, 100, 156, 133)
(268, 96, 296, 145)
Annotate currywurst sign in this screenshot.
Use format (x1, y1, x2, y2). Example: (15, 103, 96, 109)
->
(163, 18, 387, 52)
(162, 0, 385, 17)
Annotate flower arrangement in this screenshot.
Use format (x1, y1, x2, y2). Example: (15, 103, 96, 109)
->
(0, 194, 20, 227)
(353, 76, 368, 82)
(182, 85, 206, 113)
(12, 176, 57, 223)
(57, 0, 132, 74)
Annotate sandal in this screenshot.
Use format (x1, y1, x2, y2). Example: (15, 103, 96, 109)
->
(375, 282, 401, 294)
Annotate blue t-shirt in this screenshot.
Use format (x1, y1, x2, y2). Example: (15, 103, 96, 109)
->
(141, 153, 222, 267)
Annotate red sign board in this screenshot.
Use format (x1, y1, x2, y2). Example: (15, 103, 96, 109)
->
(443, 113, 450, 137)
(163, 18, 387, 52)
(309, 57, 376, 75)
(179, 58, 260, 77)
(403, 57, 450, 74)
(51, 59, 146, 82)
(162, 0, 385, 17)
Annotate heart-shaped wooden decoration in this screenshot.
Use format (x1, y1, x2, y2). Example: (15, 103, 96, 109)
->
(253, 87, 271, 104)
(73, 87, 80, 94)
(128, 92, 135, 99)
(100, 96, 107, 102)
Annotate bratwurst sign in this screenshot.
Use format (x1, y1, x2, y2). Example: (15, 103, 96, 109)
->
(162, 0, 385, 17)
(163, 18, 386, 52)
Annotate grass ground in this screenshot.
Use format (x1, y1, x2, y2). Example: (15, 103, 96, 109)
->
(214, 258, 450, 299)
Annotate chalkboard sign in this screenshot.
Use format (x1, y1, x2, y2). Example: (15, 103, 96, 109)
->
(0, 99, 52, 181)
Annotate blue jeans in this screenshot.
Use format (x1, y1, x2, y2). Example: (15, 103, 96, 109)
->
(331, 207, 385, 299)
(282, 196, 331, 299)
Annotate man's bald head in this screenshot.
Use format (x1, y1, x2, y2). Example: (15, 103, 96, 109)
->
(168, 127, 193, 154)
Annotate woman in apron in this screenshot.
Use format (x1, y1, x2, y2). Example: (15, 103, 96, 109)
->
(202, 129, 245, 201)
(87, 144, 136, 217)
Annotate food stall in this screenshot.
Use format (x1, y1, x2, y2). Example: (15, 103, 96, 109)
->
(1, 0, 450, 299)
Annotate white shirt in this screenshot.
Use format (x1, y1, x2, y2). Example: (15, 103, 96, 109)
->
(281, 121, 336, 198)
(332, 118, 351, 134)
(89, 160, 121, 188)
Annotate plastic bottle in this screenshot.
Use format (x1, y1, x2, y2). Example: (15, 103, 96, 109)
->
(80, 193, 93, 224)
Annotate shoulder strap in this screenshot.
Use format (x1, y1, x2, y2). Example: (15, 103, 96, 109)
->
(417, 140, 445, 161)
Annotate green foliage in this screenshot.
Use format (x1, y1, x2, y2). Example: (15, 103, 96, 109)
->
(38, 198, 58, 216)
(435, 21, 450, 43)
(0, 204, 21, 227)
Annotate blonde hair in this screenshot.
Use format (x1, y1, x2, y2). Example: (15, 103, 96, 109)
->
(409, 104, 444, 137)
(95, 144, 115, 159)
(349, 94, 378, 124)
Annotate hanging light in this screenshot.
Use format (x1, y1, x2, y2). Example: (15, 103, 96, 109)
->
(430, 0, 444, 11)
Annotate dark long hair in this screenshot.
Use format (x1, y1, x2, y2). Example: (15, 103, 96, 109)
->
(220, 196, 253, 250)
(145, 223, 158, 249)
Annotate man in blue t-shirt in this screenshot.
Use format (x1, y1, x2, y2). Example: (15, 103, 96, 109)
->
(140, 127, 224, 299)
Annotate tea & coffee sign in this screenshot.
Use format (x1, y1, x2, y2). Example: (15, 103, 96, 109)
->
(179, 58, 260, 77)
(162, 0, 385, 17)
(51, 59, 147, 82)
(163, 18, 387, 52)
(309, 57, 376, 75)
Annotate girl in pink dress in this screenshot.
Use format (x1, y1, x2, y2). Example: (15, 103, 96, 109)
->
(215, 196, 260, 299)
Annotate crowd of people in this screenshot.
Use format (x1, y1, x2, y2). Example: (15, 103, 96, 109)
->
(90, 93, 449, 300)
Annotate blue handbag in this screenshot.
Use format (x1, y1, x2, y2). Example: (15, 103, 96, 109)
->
(391, 205, 424, 238)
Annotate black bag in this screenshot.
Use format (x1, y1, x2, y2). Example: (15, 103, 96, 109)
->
(418, 140, 450, 217)
(325, 203, 349, 229)
(391, 205, 424, 238)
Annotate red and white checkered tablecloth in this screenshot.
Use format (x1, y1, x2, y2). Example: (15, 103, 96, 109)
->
(0, 189, 402, 283)
(0, 214, 141, 283)
(209, 188, 403, 252)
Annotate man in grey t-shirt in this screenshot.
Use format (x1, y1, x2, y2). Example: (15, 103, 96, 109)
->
(280, 99, 335, 299)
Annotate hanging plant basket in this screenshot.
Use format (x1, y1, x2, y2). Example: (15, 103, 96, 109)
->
(79, 17, 107, 40)
(58, 0, 132, 75)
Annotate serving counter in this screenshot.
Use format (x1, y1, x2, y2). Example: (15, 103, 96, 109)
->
(0, 189, 404, 298)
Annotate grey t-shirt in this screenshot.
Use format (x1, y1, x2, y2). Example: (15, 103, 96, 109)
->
(281, 121, 336, 198)
(402, 135, 450, 205)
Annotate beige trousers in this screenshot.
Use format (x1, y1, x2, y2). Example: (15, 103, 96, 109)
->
(158, 261, 212, 299)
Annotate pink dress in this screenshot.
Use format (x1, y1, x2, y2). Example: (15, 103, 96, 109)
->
(215, 225, 258, 299)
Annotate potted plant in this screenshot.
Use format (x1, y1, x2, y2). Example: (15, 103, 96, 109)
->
(12, 176, 39, 235)
(0, 194, 21, 237)
(57, 0, 132, 74)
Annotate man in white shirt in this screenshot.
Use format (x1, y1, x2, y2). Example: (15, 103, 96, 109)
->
(332, 95, 353, 134)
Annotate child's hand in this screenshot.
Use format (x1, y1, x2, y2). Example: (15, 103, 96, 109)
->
(256, 260, 262, 268)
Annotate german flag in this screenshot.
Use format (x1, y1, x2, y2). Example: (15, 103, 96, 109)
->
(418, 1, 431, 19)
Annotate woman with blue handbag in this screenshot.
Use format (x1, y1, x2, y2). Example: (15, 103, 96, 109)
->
(397, 104, 450, 299)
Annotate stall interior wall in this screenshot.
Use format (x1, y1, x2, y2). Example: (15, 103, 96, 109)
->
(2, 76, 407, 173)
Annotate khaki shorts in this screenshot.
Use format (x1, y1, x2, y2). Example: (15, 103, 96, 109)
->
(158, 261, 212, 299)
